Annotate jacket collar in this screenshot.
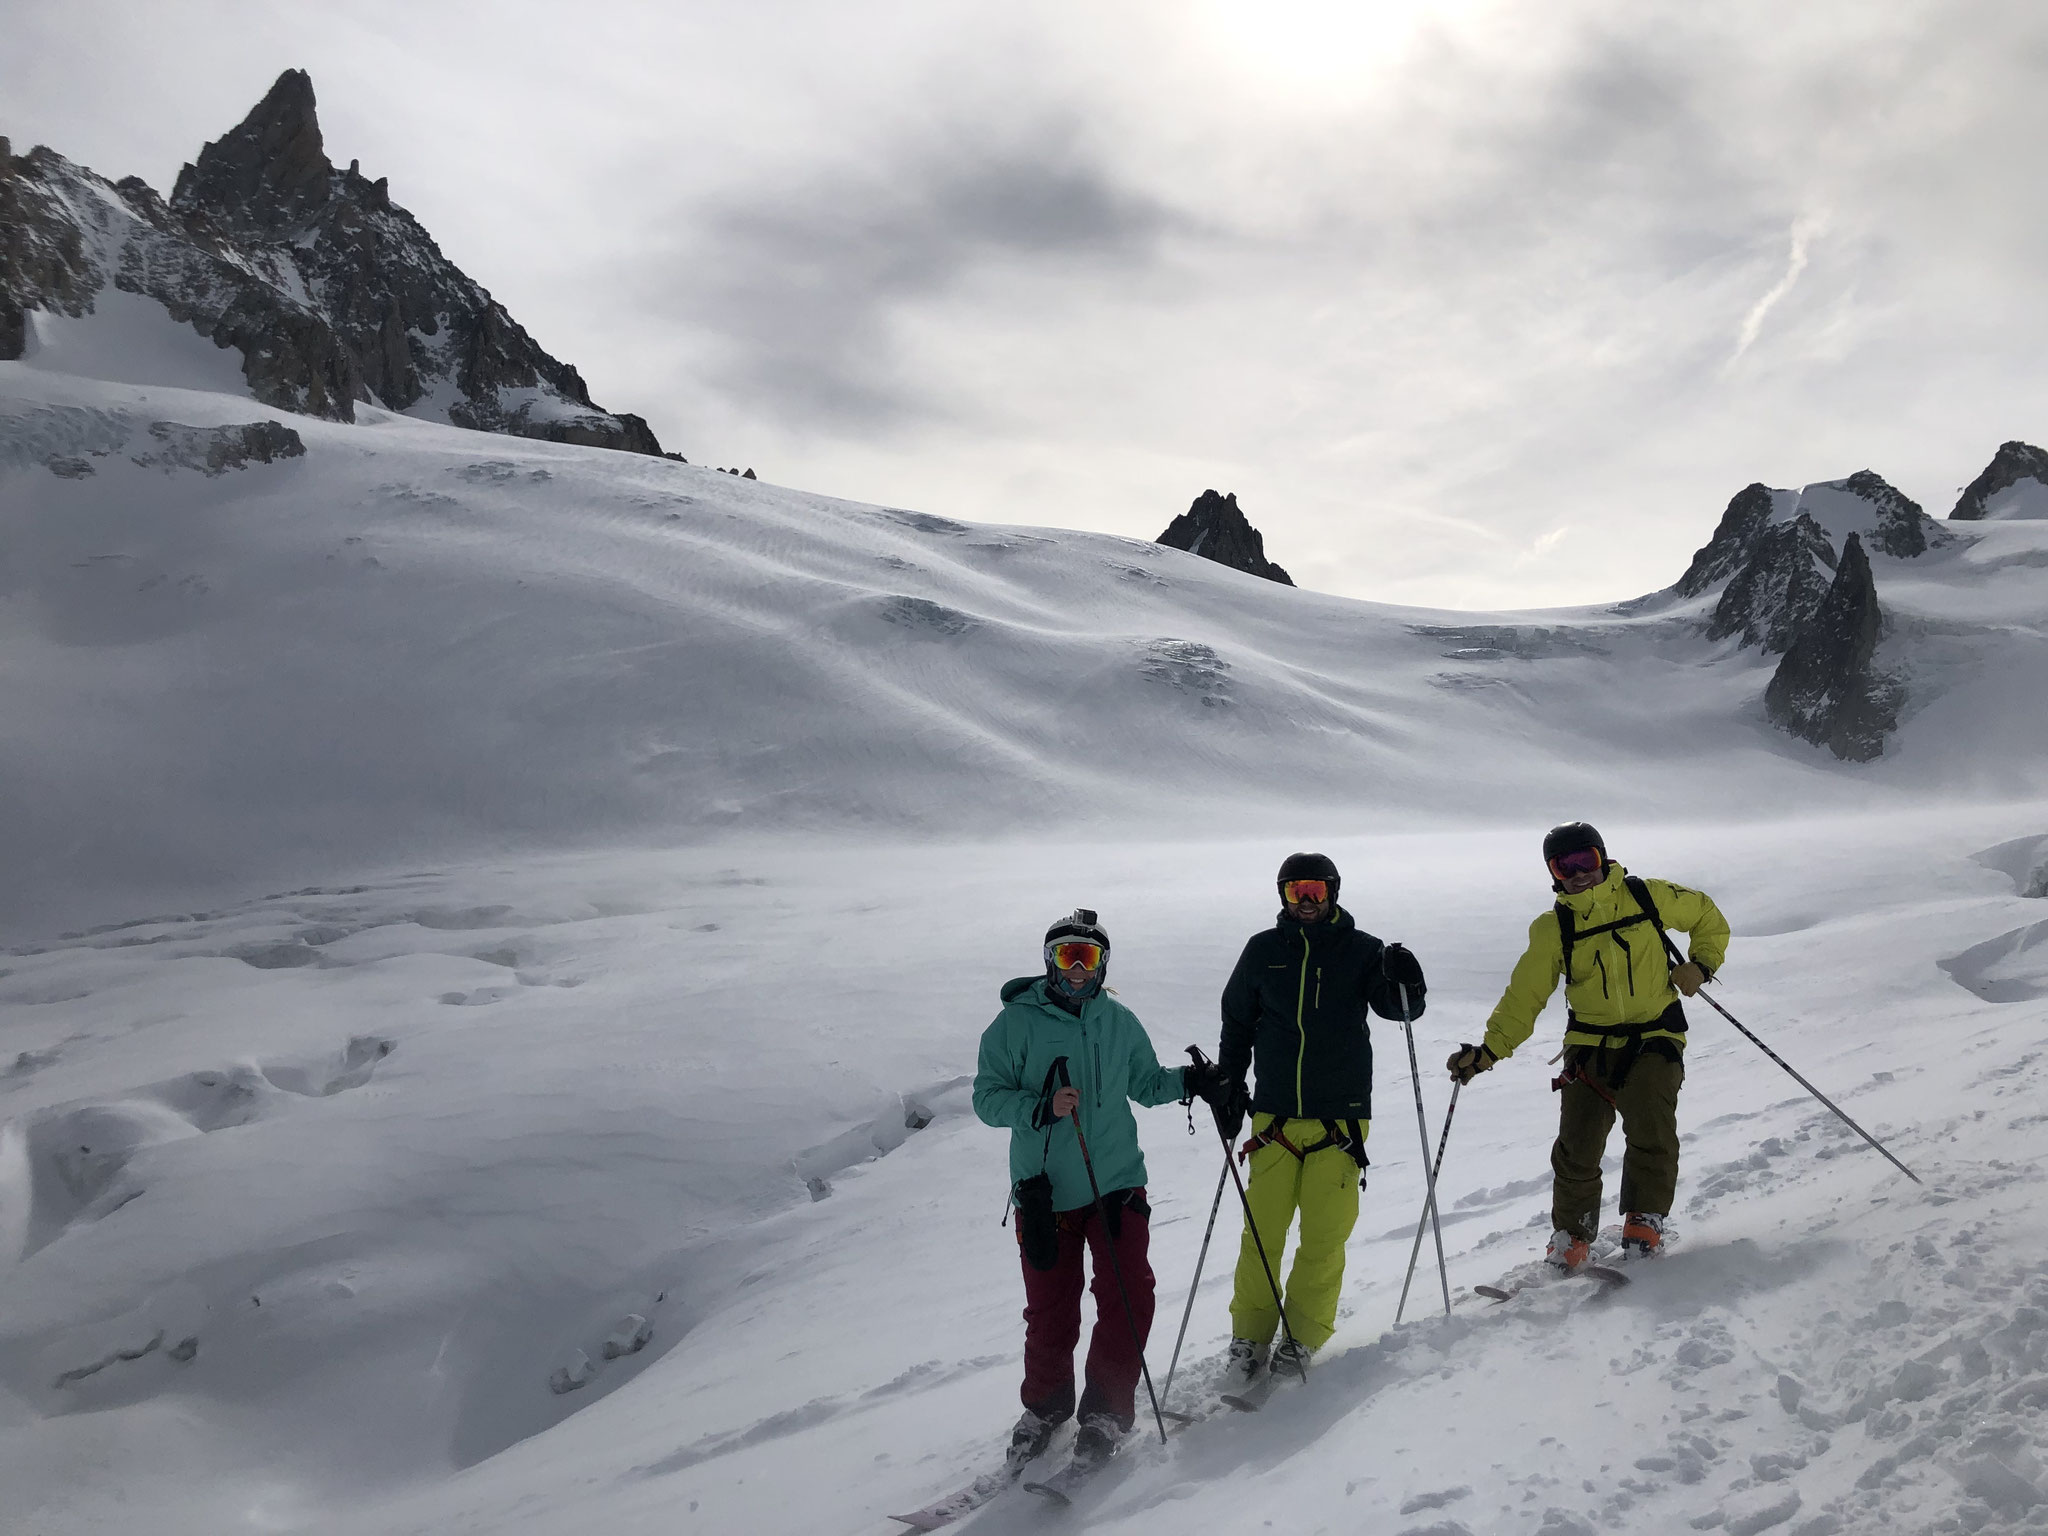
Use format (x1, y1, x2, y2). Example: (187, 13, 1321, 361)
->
(1557, 863, 1631, 916)
(1275, 904, 1356, 933)
(1000, 975, 1095, 1019)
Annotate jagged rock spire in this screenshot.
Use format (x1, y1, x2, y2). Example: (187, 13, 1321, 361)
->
(1764, 532, 1899, 762)
(1157, 491, 1294, 586)
(171, 69, 333, 236)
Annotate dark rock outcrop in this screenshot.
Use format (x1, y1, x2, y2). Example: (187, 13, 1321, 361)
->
(1841, 470, 1949, 557)
(132, 419, 306, 475)
(1157, 491, 1294, 586)
(1952, 441, 2048, 521)
(1675, 483, 1776, 598)
(1764, 533, 1900, 762)
(0, 73, 670, 458)
(1706, 512, 1836, 653)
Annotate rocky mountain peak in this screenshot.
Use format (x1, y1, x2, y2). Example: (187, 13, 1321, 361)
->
(1839, 469, 1948, 557)
(1952, 441, 2048, 521)
(1157, 490, 1294, 586)
(170, 69, 332, 238)
(2, 72, 671, 458)
(1676, 482, 1777, 599)
(1764, 532, 1899, 762)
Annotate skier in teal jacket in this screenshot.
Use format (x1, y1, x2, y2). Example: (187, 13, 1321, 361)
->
(974, 908, 1211, 1476)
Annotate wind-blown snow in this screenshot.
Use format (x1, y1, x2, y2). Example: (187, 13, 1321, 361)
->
(4, 351, 2048, 1535)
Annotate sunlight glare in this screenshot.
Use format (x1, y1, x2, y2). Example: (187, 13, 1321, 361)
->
(1196, 0, 1483, 103)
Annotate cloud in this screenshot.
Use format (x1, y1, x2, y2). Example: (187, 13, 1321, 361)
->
(638, 115, 1187, 430)
(1726, 213, 1828, 371)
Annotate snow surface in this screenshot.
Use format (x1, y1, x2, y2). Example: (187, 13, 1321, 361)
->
(4, 354, 2048, 1536)
(1979, 478, 2048, 522)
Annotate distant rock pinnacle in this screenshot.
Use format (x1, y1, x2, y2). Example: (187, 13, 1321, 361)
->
(170, 69, 332, 237)
(1764, 533, 1900, 762)
(1157, 491, 1294, 586)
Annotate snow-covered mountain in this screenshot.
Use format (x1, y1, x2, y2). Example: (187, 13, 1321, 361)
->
(7, 100, 2048, 1536)
(0, 71, 666, 456)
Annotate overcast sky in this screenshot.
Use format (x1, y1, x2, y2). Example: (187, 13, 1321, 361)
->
(9, 0, 2048, 608)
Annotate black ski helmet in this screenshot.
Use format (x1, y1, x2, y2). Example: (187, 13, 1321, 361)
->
(1044, 909, 1110, 993)
(1542, 822, 1607, 888)
(1276, 852, 1340, 905)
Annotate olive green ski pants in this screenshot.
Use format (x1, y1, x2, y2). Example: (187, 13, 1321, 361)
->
(1551, 1050, 1683, 1241)
(1229, 1115, 1365, 1352)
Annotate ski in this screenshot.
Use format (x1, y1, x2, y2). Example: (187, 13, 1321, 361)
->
(1219, 1358, 1308, 1413)
(1022, 1453, 1113, 1506)
(887, 1467, 1020, 1530)
(1474, 1262, 1629, 1302)
(889, 1424, 1072, 1530)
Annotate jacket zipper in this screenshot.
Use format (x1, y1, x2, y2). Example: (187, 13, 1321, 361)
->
(1316, 968, 1322, 1008)
(1615, 933, 1637, 994)
(1595, 951, 1610, 999)
(1295, 931, 1311, 1118)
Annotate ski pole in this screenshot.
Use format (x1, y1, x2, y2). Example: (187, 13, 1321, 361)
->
(1647, 936, 1921, 1185)
(1159, 1143, 1231, 1416)
(1394, 981, 1453, 1321)
(1396, 1081, 1461, 1323)
(1055, 1059, 1171, 1444)
(1187, 1046, 1304, 1379)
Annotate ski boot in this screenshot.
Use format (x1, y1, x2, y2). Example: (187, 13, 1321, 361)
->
(1006, 1407, 1064, 1476)
(1270, 1337, 1312, 1381)
(1621, 1212, 1667, 1257)
(1224, 1337, 1266, 1385)
(1071, 1412, 1124, 1469)
(1545, 1228, 1590, 1272)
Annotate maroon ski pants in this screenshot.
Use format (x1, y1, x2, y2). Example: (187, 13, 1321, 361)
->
(1017, 1192, 1155, 1430)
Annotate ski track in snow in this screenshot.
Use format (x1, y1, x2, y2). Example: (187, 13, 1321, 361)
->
(5, 353, 2048, 1533)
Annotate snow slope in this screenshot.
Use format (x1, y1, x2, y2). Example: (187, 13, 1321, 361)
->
(5, 353, 2048, 1536)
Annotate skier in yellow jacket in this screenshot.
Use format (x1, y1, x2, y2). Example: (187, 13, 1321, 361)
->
(1447, 823, 1729, 1270)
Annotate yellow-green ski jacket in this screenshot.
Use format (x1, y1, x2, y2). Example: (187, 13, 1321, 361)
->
(1482, 863, 1729, 1062)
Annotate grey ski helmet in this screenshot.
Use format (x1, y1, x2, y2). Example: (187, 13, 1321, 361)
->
(1044, 909, 1110, 998)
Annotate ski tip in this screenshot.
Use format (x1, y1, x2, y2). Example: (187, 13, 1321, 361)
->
(1473, 1284, 1515, 1302)
(1159, 1407, 1197, 1424)
(1584, 1264, 1632, 1286)
(1220, 1394, 1260, 1413)
(1021, 1482, 1071, 1506)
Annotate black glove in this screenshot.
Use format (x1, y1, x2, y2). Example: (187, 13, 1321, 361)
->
(1215, 1077, 1251, 1142)
(1446, 1041, 1497, 1085)
(1382, 942, 1425, 991)
(1181, 1058, 1225, 1107)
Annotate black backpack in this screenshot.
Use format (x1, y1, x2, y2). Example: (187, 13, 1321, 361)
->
(1555, 874, 1683, 980)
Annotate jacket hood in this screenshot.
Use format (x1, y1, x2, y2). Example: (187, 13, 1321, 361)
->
(1557, 862, 1631, 915)
(1000, 975, 1043, 1004)
(1274, 903, 1357, 932)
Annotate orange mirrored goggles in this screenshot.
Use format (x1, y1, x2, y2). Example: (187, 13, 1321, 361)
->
(1046, 940, 1106, 972)
(1547, 847, 1604, 881)
(1281, 879, 1330, 904)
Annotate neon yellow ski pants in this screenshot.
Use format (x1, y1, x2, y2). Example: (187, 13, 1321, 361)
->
(1228, 1114, 1366, 1352)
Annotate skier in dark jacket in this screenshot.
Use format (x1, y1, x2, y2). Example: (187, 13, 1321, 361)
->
(1214, 852, 1425, 1383)
(974, 909, 1213, 1475)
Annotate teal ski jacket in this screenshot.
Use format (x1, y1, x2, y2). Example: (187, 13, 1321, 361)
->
(974, 976, 1189, 1213)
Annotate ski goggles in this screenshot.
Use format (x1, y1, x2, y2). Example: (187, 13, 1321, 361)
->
(1547, 847, 1604, 881)
(1281, 879, 1330, 904)
(1046, 939, 1106, 972)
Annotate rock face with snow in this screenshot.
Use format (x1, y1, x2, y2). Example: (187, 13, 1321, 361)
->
(0, 71, 666, 457)
(1156, 490, 1294, 585)
(1674, 471, 1948, 759)
(1763, 532, 1899, 762)
(1951, 441, 2048, 521)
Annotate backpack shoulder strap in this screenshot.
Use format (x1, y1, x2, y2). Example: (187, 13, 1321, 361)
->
(1625, 876, 1685, 968)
